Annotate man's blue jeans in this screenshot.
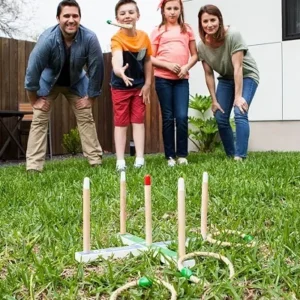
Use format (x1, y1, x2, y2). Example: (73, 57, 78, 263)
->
(155, 77, 189, 159)
(215, 78, 258, 158)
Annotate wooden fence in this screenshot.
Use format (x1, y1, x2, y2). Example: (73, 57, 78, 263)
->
(0, 37, 164, 160)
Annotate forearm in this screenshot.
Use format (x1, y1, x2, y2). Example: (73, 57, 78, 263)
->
(144, 58, 152, 86)
(88, 65, 103, 98)
(185, 54, 198, 71)
(87, 36, 104, 98)
(205, 73, 218, 103)
(24, 37, 50, 92)
(234, 65, 243, 98)
(24, 63, 42, 93)
(151, 56, 170, 70)
(112, 55, 124, 78)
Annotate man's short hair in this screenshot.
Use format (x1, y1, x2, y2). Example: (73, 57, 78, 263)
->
(115, 0, 139, 17)
(57, 0, 81, 18)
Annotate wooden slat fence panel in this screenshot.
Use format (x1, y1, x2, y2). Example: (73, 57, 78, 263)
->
(0, 37, 163, 160)
(0, 38, 16, 158)
(95, 52, 114, 153)
(0, 39, 3, 152)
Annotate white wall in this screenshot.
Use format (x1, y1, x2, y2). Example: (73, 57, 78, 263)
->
(248, 43, 282, 121)
(282, 40, 300, 120)
(183, 0, 294, 122)
(249, 121, 300, 151)
(183, 0, 282, 45)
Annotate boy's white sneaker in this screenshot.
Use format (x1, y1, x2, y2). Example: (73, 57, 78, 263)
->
(116, 159, 126, 172)
(177, 157, 188, 165)
(134, 157, 144, 168)
(168, 157, 176, 167)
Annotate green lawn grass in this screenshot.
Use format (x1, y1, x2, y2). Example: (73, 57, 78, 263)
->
(0, 152, 300, 299)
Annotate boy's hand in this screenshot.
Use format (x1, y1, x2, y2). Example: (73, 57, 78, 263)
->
(117, 63, 134, 86)
(139, 84, 150, 104)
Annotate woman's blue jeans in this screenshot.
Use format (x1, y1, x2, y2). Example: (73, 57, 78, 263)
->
(155, 77, 189, 159)
(215, 77, 258, 158)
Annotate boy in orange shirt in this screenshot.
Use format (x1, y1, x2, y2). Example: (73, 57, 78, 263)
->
(111, 0, 152, 171)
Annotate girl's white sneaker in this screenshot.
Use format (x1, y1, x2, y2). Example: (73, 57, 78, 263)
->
(134, 157, 144, 168)
(168, 157, 176, 167)
(116, 159, 126, 172)
(177, 157, 188, 165)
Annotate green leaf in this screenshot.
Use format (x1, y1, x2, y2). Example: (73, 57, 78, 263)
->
(189, 94, 212, 113)
(62, 127, 82, 155)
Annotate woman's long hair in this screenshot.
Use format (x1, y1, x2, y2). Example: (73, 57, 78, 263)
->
(198, 5, 225, 43)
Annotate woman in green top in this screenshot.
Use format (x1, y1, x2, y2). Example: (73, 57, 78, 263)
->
(197, 4, 259, 160)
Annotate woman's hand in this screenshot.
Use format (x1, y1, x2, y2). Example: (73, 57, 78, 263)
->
(234, 96, 248, 114)
(212, 101, 224, 114)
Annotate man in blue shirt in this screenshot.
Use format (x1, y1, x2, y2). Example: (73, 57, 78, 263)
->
(25, 0, 104, 172)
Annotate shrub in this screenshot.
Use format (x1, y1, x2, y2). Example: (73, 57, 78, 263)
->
(188, 94, 219, 152)
(62, 127, 82, 155)
(188, 94, 236, 153)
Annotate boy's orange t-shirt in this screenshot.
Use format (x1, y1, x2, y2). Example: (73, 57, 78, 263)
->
(110, 29, 152, 89)
(150, 24, 195, 80)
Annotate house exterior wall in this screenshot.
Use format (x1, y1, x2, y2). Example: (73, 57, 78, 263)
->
(184, 0, 300, 151)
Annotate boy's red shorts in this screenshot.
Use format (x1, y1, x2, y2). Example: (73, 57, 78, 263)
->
(111, 88, 146, 126)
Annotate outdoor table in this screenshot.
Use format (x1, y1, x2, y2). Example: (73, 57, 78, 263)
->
(0, 110, 33, 158)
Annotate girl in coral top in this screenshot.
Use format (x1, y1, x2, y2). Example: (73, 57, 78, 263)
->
(150, 0, 198, 167)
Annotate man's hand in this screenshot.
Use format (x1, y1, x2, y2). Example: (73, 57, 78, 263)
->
(234, 96, 248, 114)
(139, 84, 151, 104)
(75, 96, 93, 110)
(32, 97, 50, 112)
(116, 63, 134, 87)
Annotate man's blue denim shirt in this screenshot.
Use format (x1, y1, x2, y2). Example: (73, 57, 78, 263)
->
(25, 25, 104, 98)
